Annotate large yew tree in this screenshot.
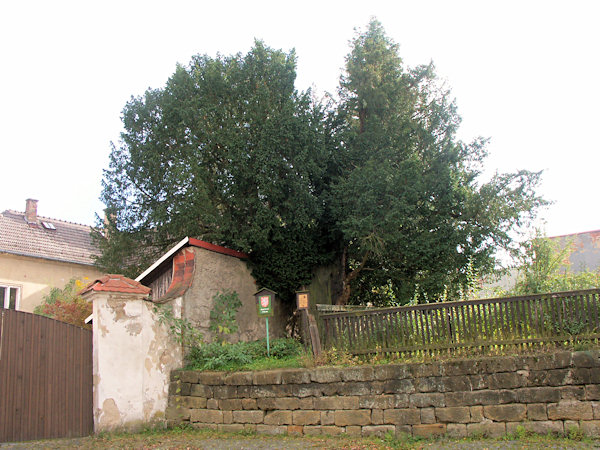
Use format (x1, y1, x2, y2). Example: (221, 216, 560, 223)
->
(97, 22, 545, 305)
(331, 20, 545, 304)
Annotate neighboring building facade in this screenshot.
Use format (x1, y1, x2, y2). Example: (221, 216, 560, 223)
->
(136, 237, 287, 343)
(549, 229, 600, 273)
(0, 199, 104, 312)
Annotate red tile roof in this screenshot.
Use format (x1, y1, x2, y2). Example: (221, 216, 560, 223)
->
(0, 209, 98, 265)
(79, 274, 151, 295)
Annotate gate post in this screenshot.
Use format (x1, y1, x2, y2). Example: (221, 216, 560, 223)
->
(80, 275, 182, 432)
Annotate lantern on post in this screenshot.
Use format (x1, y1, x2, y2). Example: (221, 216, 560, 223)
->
(254, 288, 275, 356)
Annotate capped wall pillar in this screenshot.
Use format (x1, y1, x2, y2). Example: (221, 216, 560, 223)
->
(81, 275, 182, 432)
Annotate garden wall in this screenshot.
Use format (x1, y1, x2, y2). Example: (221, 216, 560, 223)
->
(167, 350, 600, 438)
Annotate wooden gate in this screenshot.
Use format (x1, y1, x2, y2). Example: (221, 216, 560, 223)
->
(0, 309, 93, 442)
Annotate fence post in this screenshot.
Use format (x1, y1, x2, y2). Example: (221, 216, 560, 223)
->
(80, 275, 182, 432)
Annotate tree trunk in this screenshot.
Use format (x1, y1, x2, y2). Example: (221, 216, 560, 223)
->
(335, 248, 370, 305)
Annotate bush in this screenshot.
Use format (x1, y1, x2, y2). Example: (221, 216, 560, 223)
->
(186, 338, 303, 371)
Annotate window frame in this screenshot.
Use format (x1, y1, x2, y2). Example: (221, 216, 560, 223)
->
(1, 284, 21, 310)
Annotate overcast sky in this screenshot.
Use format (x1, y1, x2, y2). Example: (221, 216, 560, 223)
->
(1, 0, 598, 240)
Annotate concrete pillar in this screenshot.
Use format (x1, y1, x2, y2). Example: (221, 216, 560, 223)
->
(81, 275, 182, 432)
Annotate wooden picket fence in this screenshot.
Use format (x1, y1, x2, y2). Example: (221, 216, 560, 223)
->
(318, 289, 600, 356)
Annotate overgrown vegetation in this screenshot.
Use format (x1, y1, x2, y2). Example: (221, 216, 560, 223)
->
(97, 18, 546, 306)
(209, 290, 242, 342)
(34, 278, 92, 329)
(509, 231, 600, 295)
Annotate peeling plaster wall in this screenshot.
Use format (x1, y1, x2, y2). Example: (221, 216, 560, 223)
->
(183, 247, 286, 343)
(91, 292, 182, 432)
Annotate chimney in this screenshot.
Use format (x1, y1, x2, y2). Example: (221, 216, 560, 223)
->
(25, 198, 38, 225)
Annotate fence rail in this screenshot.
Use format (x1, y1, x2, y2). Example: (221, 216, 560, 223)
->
(319, 289, 600, 356)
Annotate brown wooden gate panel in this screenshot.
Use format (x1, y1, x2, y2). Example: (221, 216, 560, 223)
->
(0, 309, 93, 442)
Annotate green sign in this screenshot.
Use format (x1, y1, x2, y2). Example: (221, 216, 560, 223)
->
(257, 293, 273, 317)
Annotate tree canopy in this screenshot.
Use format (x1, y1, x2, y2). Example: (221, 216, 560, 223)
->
(97, 20, 546, 305)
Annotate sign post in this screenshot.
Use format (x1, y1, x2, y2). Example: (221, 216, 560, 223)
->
(255, 288, 275, 357)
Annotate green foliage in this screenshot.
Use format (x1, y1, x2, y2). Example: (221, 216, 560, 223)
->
(209, 290, 242, 342)
(511, 231, 600, 295)
(98, 41, 334, 302)
(155, 304, 203, 348)
(34, 278, 92, 329)
(333, 19, 546, 304)
(99, 19, 546, 307)
(186, 338, 303, 371)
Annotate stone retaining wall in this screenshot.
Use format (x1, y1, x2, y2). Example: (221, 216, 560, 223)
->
(167, 351, 600, 438)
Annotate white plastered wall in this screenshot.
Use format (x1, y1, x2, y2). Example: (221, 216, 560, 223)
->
(86, 290, 182, 432)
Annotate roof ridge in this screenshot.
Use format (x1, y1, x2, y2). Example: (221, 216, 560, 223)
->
(3, 209, 94, 228)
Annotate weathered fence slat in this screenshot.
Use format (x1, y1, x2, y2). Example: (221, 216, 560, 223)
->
(318, 289, 600, 357)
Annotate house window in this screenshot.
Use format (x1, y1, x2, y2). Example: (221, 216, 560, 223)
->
(0, 285, 20, 310)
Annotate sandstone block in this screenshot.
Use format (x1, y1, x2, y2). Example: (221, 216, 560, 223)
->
(374, 364, 409, 381)
(416, 377, 445, 393)
(190, 384, 212, 398)
(506, 420, 563, 436)
(345, 425, 362, 436)
(559, 386, 584, 400)
(242, 398, 257, 409)
(191, 409, 223, 424)
(593, 402, 600, 419)
(311, 367, 342, 383)
(219, 399, 242, 410)
(409, 362, 445, 378)
(586, 385, 600, 400)
(528, 369, 570, 387)
(446, 389, 517, 406)
(435, 407, 470, 423)
(321, 425, 344, 435)
(212, 385, 237, 399)
(481, 357, 516, 374)
(179, 370, 199, 384)
(192, 423, 218, 430)
(341, 366, 374, 382)
(573, 351, 600, 368)
(218, 424, 245, 433)
(264, 410, 292, 425)
(383, 378, 415, 394)
(363, 425, 396, 437)
(420, 408, 436, 424)
(185, 397, 207, 409)
(256, 424, 286, 435)
(394, 394, 410, 408)
(293, 410, 321, 425)
(372, 409, 384, 425)
(547, 401, 593, 420)
(287, 425, 303, 435)
(444, 359, 480, 376)
(516, 387, 560, 403)
(293, 383, 323, 398)
(466, 422, 506, 438)
(206, 399, 218, 409)
(489, 372, 525, 389)
(198, 372, 224, 385)
(410, 393, 445, 408)
(580, 420, 600, 437)
(314, 396, 358, 410)
(445, 376, 472, 392)
(370, 381, 385, 395)
(303, 426, 322, 435)
(469, 406, 483, 422)
(413, 424, 446, 437)
(232, 410, 264, 424)
(469, 374, 487, 390)
(446, 423, 467, 438)
(359, 394, 396, 409)
(165, 405, 190, 421)
(257, 397, 299, 411)
(336, 382, 371, 396)
(483, 404, 527, 422)
(383, 408, 420, 425)
(334, 409, 371, 426)
(321, 410, 335, 425)
(571, 368, 592, 384)
(169, 381, 191, 396)
(299, 397, 314, 409)
(527, 403, 547, 421)
(223, 410, 232, 424)
(224, 371, 253, 385)
(280, 368, 311, 384)
(253, 370, 282, 385)
(243, 424, 256, 432)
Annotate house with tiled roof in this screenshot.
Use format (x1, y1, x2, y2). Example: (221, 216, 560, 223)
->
(0, 199, 104, 312)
